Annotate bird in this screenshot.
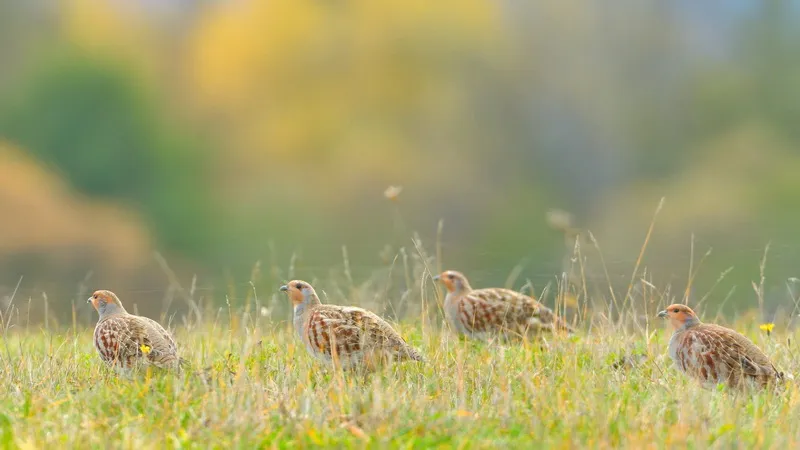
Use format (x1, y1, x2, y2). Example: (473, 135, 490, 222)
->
(88, 290, 183, 375)
(658, 303, 784, 390)
(433, 270, 574, 340)
(279, 280, 423, 370)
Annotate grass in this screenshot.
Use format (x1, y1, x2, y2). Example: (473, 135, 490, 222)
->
(2, 210, 800, 448)
(1, 293, 799, 449)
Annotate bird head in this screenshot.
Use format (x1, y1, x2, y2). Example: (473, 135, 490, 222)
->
(279, 280, 318, 305)
(433, 270, 471, 294)
(87, 290, 126, 317)
(658, 303, 700, 330)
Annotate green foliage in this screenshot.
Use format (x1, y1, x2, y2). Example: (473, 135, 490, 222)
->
(0, 411, 15, 450)
(0, 52, 218, 260)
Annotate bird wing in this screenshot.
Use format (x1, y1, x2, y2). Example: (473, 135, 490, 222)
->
(676, 324, 778, 386)
(460, 288, 571, 335)
(694, 324, 777, 378)
(101, 316, 177, 369)
(307, 306, 421, 361)
(350, 307, 423, 361)
(135, 316, 180, 368)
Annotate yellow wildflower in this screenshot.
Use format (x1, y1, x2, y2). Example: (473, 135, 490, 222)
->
(759, 323, 775, 336)
(140, 344, 152, 354)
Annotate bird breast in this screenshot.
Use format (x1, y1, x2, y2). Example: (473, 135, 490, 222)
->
(293, 303, 308, 341)
(443, 294, 468, 334)
(667, 330, 681, 364)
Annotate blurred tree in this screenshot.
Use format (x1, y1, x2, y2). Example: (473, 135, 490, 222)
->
(0, 54, 218, 262)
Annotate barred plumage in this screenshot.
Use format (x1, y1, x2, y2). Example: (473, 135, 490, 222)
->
(434, 270, 574, 340)
(658, 304, 783, 390)
(89, 290, 182, 375)
(280, 280, 423, 370)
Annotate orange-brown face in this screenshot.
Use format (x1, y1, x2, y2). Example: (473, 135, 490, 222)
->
(87, 290, 117, 311)
(433, 270, 468, 293)
(658, 303, 698, 329)
(279, 280, 313, 305)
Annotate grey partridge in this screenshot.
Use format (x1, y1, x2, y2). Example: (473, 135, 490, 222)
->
(89, 290, 182, 375)
(658, 304, 783, 390)
(280, 280, 423, 370)
(434, 270, 574, 340)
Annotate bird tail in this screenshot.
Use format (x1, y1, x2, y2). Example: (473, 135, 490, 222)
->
(405, 346, 425, 363)
(554, 316, 576, 335)
(177, 357, 192, 372)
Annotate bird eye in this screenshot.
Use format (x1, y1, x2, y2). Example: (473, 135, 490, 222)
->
(673, 308, 680, 313)
(448, 274, 454, 280)
(295, 283, 304, 289)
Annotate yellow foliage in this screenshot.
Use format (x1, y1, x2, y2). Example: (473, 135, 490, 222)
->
(187, 0, 505, 197)
(190, 0, 498, 107)
(191, 0, 327, 107)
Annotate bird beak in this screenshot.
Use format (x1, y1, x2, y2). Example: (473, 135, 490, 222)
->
(432, 275, 441, 282)
(86, 297, 92, 304)
(279, 285, 289, 292)
(657, 310, 667, 318)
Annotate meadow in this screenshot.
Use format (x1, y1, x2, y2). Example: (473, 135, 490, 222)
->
(1, 247, 800, 449)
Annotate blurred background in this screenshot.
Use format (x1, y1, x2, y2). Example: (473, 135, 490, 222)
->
(1, 1, 800, 324)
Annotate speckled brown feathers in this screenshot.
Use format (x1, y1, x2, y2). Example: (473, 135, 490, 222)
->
(452, 288, 569, 335)
(659, 304, 783, 390)
(94, 315, 180, 371)
(89, 290, 182, 374)
(281, 280, 423, 370)
(435, 270, 574, 340)
(303, 305, 423, 367)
